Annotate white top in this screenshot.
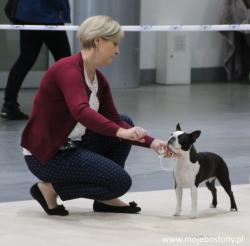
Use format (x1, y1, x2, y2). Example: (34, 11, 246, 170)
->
(68, 67, 99, 140)
(23, 67, 99, 155)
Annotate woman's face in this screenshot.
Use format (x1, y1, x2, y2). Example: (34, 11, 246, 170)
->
(95, 37, 120, 67)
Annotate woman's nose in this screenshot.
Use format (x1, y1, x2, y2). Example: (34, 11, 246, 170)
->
(115, 47, 120, 55)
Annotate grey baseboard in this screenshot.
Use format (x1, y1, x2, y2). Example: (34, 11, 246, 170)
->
(139, 69, 156, 85)
(0, 67, 228, 90)
(139, 67, 228, 84)
(191, 67, 227, 82)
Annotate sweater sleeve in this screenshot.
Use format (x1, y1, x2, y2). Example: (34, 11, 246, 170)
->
(55, 64, 121, 137)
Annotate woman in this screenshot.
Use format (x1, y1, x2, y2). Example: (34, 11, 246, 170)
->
(21, 15, 172, 216)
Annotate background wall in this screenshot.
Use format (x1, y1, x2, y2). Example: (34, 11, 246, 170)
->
(0, 0, 229, 88)
(140, 0, 227, 71)
(73, 0, 140, 88)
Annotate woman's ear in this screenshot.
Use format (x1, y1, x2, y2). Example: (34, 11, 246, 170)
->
(94, 37, 100, 48)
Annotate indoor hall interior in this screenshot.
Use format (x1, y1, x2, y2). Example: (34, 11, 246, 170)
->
(0, 0, 250, 245)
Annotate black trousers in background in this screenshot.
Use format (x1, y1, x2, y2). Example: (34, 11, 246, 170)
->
(4, 30, 71, 103)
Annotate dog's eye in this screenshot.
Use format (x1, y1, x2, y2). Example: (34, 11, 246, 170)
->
(179, 139, 183, 144)
(178, 136, 184, 144)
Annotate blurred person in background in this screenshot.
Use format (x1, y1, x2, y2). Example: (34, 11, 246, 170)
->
(1, 0, 71, 120)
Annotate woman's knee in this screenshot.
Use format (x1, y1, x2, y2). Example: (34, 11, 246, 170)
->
(113, 171, 132, 197)
(120, 114, 134, 127)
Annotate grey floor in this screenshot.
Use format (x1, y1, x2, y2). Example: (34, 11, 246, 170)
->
(0, 82, 250, 203)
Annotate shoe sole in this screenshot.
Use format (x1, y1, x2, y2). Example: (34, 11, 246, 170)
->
(1, 113, 28, 120)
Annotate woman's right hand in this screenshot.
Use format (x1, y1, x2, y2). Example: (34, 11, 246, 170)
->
(116, 127, 146, 143)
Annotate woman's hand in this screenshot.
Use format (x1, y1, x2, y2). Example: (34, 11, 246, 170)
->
(116, 127, 146, 143)
(150, 139, 173, 157)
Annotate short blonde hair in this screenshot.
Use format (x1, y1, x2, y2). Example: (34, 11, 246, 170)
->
(77, 15, 124, 49)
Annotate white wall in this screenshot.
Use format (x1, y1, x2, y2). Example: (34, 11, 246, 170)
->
(140, 0, 227, 69)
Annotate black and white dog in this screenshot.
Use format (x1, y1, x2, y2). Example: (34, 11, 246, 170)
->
(167, 124, 237, 218)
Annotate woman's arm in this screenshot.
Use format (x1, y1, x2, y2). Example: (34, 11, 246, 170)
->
(98, 73, 155, 147)
(56, 64, 121, 137)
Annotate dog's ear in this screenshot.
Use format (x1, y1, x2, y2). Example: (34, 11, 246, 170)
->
(176, 123, 181, 131)
(190, 130, 201, 142)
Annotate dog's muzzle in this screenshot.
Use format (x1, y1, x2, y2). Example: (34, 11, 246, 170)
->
(168, 137, 176, 146)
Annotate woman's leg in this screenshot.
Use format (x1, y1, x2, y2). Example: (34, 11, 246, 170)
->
(37, 182, 58, 209)
(25, 115, 136, 211)
(80, 114, 134, 168)
(75, 115, 136, 207)
(25, 148, 132, 202)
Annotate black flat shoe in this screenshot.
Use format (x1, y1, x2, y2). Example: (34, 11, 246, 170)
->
(30, 183, 69, 216)
(93, 201, 141, 214)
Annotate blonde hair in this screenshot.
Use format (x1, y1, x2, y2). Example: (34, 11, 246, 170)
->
(77, 15, 124, 49)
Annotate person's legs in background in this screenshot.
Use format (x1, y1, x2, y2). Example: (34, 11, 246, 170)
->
(43, 30, 71, 60)
(1, 29, 71, 120)
(1, 30, 43, 120)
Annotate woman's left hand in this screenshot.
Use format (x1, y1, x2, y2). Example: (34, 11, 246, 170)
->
(150, 139, 172, 157)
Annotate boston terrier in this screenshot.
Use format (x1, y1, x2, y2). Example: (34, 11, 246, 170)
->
(167, 123, 237, 219)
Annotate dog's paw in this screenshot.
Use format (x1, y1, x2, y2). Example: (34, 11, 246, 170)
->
(189, 211, 197, 219)
(230, 208, 237, 212)
(173, 210, 181, 216)
(210, 203, 216, 208)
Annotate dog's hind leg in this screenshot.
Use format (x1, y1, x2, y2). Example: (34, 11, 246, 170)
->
(205, 179, 217, 208)
(173, 184, 182, 216)
(217, 174, 237, 211)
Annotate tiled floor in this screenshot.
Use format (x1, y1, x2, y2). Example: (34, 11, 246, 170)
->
(0, 83, 250, 203)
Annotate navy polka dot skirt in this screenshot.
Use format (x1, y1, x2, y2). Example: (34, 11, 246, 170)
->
(24, 115, 134, 201)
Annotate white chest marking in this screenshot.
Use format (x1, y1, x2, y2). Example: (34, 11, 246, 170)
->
(174, 159, 200, 187)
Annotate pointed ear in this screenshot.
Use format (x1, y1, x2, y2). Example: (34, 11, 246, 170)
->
(176, 123, 181, 131)
(190, 130, 201, 142)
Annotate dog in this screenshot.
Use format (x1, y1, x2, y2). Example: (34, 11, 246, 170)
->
(167, 123, 237, 218)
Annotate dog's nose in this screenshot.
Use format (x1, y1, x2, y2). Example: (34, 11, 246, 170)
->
(168, 137, 175, 145)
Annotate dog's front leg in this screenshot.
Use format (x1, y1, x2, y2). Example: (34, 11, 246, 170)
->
(173, 184, 182, 216)
(190, 185, 198, 219)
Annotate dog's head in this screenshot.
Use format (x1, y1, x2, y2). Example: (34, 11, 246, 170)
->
(168, 123, 201, 154)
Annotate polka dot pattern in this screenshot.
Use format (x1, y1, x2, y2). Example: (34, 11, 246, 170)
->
(24, 115, 134, 201)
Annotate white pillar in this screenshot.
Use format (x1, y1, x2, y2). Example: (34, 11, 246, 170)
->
(73, 0, 140, 88)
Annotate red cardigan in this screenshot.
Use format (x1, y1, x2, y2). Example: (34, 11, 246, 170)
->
(21, 53, 154, 164)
